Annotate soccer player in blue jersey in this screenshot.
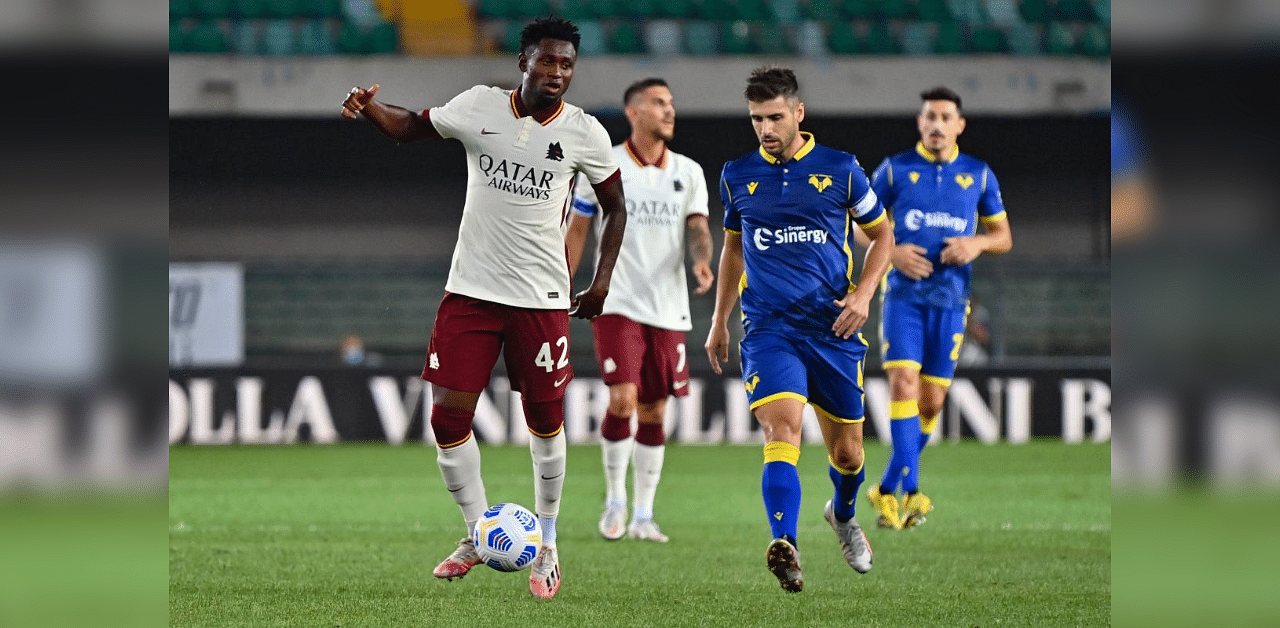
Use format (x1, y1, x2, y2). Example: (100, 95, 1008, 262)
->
(1111, 104, 1151, 241)
(705, 67, 895, 592)
(863, 87, 1013, 530)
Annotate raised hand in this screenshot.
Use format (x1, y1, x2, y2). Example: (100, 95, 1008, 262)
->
(341, 84, 380, 119)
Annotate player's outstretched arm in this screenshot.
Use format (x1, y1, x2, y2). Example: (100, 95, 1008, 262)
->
(834, 219, 894, 339)
(571, 172, 625, 319)
(686, 215, 715, 295)
(340, 84, 440, 144)
(939, 216, 1012, 265)
(706, 231, 743, 375)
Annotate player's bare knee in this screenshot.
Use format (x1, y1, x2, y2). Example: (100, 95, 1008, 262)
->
(636, 400, 665, 425)
(607, 384, 639, 418)
(830, 443, 864, 471)
(887, 371, 920, 401)
(919, 399, 943, 421)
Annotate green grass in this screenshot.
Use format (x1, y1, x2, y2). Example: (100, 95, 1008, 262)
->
(170, 441, 1110, 627)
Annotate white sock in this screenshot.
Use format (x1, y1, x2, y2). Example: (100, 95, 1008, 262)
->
(529, 430, 566, 546)
(435, 434, 487, 533)
(601, 436, 634, 511)
(631, 443, 665, 522)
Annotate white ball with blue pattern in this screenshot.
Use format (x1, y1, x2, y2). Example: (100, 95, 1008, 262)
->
(472, 503, 542, 572)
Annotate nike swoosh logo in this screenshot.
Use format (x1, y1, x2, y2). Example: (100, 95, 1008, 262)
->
(540, 473, 563, 481)
(480, 128, 500, 135)
(673, 380, 688, 389)
(448, 486, 464, 493)
(846, 499, 855, 506)
(554, 375, 568, 387)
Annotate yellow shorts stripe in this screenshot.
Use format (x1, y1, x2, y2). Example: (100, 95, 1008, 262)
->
(828, 455, 864, 476)
(750, 391, 808, 411)
(764, 441, 801, 465)
(528, 424, 564, 439)
(921, 374, 952, 387)
(811, 402, 863, 424)
(921, 413, 939, 435)
(437, 432, 472, 450)
(890, 399, 919, 419)
(882, 359, 922, 371)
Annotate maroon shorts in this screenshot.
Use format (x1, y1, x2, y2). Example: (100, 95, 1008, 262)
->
(422, 293, 572, 403)
(591, 314, 690, 404)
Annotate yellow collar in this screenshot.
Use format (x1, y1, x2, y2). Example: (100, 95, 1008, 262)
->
(759, 132, 816, 164)
(916, 141, 959, 163)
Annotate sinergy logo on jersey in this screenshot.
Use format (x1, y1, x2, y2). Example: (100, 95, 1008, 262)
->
(478, 153, 554, 200)
(753, 225, 829, 251)
(903, 208, 967, 232)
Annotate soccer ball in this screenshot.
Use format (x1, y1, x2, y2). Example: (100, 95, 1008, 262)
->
(473, 502, 542, 572)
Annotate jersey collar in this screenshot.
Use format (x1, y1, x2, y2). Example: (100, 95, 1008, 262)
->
(624, 138, 667, 168)
(510, 87, 565, 125)
(758, 132, 816, 165)
(915, 141, 959, 164)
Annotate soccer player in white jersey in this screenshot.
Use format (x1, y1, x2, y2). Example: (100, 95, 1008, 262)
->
(565, 78, 715, 544)
(340, 16, 626, 600)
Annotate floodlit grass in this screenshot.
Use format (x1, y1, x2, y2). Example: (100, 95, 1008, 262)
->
(170, 441, 1109, 627)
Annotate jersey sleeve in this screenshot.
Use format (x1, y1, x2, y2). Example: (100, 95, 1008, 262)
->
(848, 156, 886, 229)
(571, 172, 598, 217)
(424, 85, 485, 140)
(870, 157, 895, 211)
(685, 161, 710, 218)
(978, 165, 1007, 224)
(719, 163, 741, 233)
(577, 117, 621, 185)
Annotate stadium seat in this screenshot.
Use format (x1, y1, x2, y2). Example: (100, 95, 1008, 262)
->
(736, 0, 771, 21)
(617, 0, 658, 18)
(794, 19, 828, 55)
(499, 20, 524, 52)
(580, 0, 620, 18)
(576, 19, 608, 54)
(1091, 0, 1109, 25)
(756, 22, 793, 54)
(768, 0, 801, 23)
(336, 21, 365, 52)
(1075, 23, 1108, 56)
(969, 25, 1007, 52)
(1054, 0, 1096, 21)
(231, 0, 267, 18)
(875, 0, 913, 20)
(933, 21, 966, 53)
(609, 21, 646, 53)
(261, 19, 295, 54)
(682, 20, 720, 54)
(264, 0, 300, 18)
(364, 22, 398, 53)
(721, 21, 756, 53)
(478, 0, 515, 18)
(899, 21, 935, 54)
(228, 19, 261, 53)
(512, 0, 550, 17)
(981, 0, 1021, 26)
(171, 0, 196, 19)
(916, 0, 955, 22)
(1005, 21, 1041, 54)
(170, 22, 191, 52)
(297, 18, 337, 54)
(1019, 0, 1050, 23)
(946, 0, 987, 24)
(644, 19, 683, 55)
(863, 21, 900, 54)
(827, 21, 863, 54)
(801, 0, 839, 21)
(654, 0, 694, 18)
(840, 0, 874, 19)
(697, 0, 739, 21)
(300, 0, 342, 18)
(188, 21, 230, 52)
(343, 0, 384, 26)
(1043, 21, 1074, 55)
(193, 0, 233, 18)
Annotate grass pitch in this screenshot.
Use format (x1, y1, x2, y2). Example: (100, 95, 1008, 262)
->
(170, 441, 1110, 627)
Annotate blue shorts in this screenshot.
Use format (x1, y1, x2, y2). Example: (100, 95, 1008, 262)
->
(879, 295, 968, 385)
(739, 327, 867, 424)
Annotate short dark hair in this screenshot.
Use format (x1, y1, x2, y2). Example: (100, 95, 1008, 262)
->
(920, 86, 963, 113)
(744, 66, 799, 102)
(623, 78, 669, 106)
(520, 16, 580, 54)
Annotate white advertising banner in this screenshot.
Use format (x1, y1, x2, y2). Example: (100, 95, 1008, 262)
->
(169, 263, 244, 367)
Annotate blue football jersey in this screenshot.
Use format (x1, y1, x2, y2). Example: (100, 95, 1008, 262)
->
(720, 133, 886, 334)
(1111, 106, 1141, 182)
(871, 143, 1006, 309)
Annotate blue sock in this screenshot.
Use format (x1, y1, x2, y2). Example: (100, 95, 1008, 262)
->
(762, 442, 802, 546)
(879, 399, 922, 494)
(829, 460, 865, 522)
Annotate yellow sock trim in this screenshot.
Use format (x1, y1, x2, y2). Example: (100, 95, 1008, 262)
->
(921, 413, 939, 435)
(528, 424, 564, 439)
(763, 441, 800, 466)
(437, 432, 472, 449)
(828, 455, 863, 476)
(890, 399, 919, 419)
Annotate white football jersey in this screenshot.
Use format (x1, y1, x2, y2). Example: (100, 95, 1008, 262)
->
(427, 85, 619, 309)
(573, 141, 709, 331)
